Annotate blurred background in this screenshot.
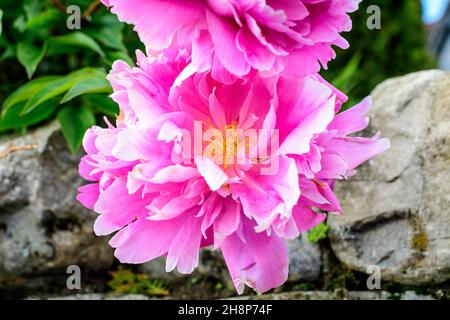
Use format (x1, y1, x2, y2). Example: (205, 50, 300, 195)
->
(0, 0, 449, 300)
(323, 0, 448, 108)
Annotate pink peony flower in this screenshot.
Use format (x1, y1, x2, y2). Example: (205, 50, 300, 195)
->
(77, 51, 389, 294)
(101, 0, 361, 82)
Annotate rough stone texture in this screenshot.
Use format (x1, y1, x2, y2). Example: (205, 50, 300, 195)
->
(0, 122, 114, 278)
(235, 290, 435, 300)
(287, 234, 322, 282)
(139, 257, 186, 282)
(329, 70, 450, 285)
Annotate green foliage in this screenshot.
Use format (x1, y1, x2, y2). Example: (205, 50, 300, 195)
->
(0, 0, 142, 152)
(47, 31, 105, 57)
(58, 104, 95, 153)
(293, 283, 316, 291)
(324, 264, 358, 290)
(108, 267, 170, 297)
(17, 40, 47, 78)
(324, 0, 436, 106)
(307, 222, 329, 243)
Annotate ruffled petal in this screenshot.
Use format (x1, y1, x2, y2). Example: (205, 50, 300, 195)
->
(221, 218, 289, 294)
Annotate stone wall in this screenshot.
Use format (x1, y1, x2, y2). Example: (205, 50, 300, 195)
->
(0, 123, 113, 279)
(329, 70, 450, 285)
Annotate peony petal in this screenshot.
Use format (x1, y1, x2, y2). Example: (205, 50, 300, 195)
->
(76, 183, 100, 210)
(110, 214, 187, 264)
(166, 214, 203, 274)
(93, 177, 150, 236)
(105, 0, 204, 51)
(292, 206, 326, 233)
(221, 218, 289, 294)
(148, 165, 200, 184)
(195, 156, 229, 191)
(328, 136, 391, 172)
(205, 9, 251, 76)
(328, 97, 372, 135)
(279, 96, 336, 155)
(213, 200, 241, 248)
(231, 156, 300, 231)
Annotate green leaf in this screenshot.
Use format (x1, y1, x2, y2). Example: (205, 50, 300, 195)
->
(17, 41, 47, 79)
(87, 26, 126, 51)
(21, 78, 73, 115)
(23, 0, 44, 21)
(307, 223, 329, 243)
(1, 45, 16, 61)
(107, 50, 133, 66)
(1, 76, 60, 116)
(57, 105, 96, 153)
(84, 94, 119, 117)
(47, 32, 105, 57)
(0, 37, 15, 60)
(13, 15, 26, 33)
(331, 52, 362, 89)
(25, 8, 62, 30)
(61, 76, 111, 104)
(21, 68, 106, 115)
(0, 99, 59, 132)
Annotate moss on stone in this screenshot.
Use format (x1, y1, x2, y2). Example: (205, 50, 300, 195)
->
(108, 267, 169, 297)
(412, 230, 429, 252)
(409, 215, 429, 252)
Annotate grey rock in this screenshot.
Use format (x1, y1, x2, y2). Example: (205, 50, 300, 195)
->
(139, 257, 187, 282)
(398, 291, 435, 301)
(0, 122, 113, 278)
(287, 234, 322, 282)
(329, 70, 450, 285)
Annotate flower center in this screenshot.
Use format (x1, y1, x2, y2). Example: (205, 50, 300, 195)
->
(204, 121, 253, 169)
